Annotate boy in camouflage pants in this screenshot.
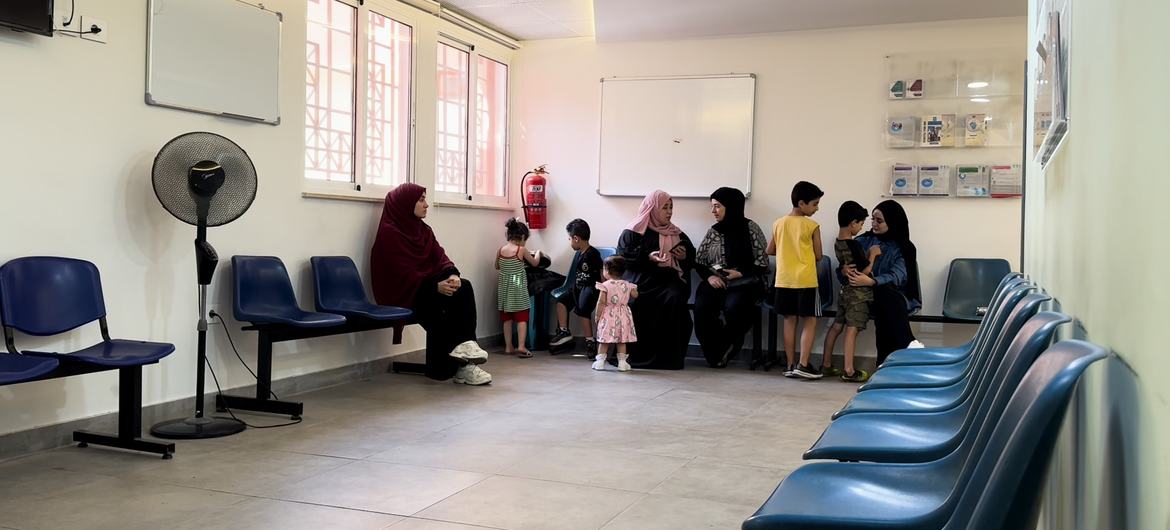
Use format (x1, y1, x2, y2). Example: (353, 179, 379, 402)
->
(821, 201, 881, 382)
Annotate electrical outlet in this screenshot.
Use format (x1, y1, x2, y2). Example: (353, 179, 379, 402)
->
(80, 16, 107, 44)
(53, 5, 77, 35)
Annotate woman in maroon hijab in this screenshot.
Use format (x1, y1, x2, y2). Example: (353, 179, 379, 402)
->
(371, 183, 491, 385)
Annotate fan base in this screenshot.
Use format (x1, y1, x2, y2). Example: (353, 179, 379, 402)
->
(150, 416, 246, 439)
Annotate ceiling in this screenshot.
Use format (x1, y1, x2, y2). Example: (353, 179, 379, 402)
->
(440, 0, 1024, 42)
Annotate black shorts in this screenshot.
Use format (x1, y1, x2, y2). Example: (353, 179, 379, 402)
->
(773, 287, 820, 317)
(556, 285, 599, 318)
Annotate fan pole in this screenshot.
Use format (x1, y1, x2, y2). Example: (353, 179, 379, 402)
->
(150, 224, 247, 439)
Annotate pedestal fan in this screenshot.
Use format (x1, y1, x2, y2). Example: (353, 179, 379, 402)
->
(149, 132, 257, 439)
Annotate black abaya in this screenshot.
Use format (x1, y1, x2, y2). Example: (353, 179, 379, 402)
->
(617, 228, 695, 370)
(412, 273, 477, 380)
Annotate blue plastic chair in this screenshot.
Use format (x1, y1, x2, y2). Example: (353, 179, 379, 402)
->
(550, 246, 616, 301)
(858, 284, 1039, 392)
(0, 257, 175, 367)
(942, 258, 1013, 321)
(0, 355, 58, 385)
(233, 256, 346, 328)
(832, 289, 1038, 420)
(310, 256, 412, 321)
(742, 340, 1107, 530)
(881, 274, 1026, 368)
(804, 307, 1066, 463)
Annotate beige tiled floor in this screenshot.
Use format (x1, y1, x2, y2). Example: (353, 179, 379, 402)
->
(0, 353, 859, 530)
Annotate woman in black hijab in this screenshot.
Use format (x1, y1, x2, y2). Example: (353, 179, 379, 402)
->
(693, 187, 769, 367)
(843, 199, 923, 366)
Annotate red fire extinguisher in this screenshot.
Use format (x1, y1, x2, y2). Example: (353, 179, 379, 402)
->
(521, 164, 548, 230)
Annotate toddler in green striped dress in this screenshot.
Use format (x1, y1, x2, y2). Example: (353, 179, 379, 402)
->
(498, 218, 543, 357)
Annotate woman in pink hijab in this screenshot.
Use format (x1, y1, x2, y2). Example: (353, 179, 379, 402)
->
(615, 190, 695, 369)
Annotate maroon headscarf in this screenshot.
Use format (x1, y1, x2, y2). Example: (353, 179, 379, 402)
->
(371, 184, 455, 308)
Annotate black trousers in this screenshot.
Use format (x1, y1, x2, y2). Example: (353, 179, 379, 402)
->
(694, 280, 763, 366)
(871, 285, 916, 366)
(413, 279, 478, 380)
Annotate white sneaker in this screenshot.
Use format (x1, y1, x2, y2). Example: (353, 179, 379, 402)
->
(592, 358, 606, 371)
(908, 340, 926, 349)
(449, 341, 488, 364)
(453, 364, 492, 385)
(617, 360, 631, 372)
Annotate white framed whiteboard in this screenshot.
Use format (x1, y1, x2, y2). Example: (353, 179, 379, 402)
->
(598, 74, 756, 198)
(146, 0, 282, 125)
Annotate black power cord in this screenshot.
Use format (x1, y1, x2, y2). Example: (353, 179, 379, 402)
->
(206, 310, 301, 429)
(56, 25, 101, 36)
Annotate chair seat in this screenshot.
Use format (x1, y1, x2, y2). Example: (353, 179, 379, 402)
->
(881, 342, 972, 367)
(321, 301, 412, 321)
(832, 383, 966, 419)
(743, 461, 955, 530)
(805, 407, 966, 463)
(0, 355, 60, 385)
(242, 307, 346, 328)
(26, 339, 175, 367)
(859, 356, 971, 391)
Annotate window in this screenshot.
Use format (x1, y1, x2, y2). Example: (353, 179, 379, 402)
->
(434, 42, 469, 195)
(475, 56, 508, 198)
(305, 0, 414, 196)
(433, 38, 510, 207)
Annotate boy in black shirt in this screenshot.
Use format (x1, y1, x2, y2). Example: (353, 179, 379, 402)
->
(550, 219, 602, 355)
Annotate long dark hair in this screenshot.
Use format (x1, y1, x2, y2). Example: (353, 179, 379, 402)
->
(870, 200, 921, 304)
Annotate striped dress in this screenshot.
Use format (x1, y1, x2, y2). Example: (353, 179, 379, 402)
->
(497, 250, 531, 312)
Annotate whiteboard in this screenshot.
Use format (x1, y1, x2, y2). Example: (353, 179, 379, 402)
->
(146, 0, 282, 125)
(598, 75, 756, 198)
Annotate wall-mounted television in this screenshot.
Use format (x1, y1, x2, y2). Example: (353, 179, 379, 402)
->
(0, 0, 54, 37)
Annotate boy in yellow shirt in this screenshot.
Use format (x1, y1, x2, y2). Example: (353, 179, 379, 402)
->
(767, 181, 824, 379)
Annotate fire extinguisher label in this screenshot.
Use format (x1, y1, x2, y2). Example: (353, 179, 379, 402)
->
(529, 185, 544, 192)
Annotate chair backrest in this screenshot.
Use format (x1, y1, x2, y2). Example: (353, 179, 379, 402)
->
(943, 258, 1014, 320)
(233, 256, 301, 320)
(964, 276, 1029, 351)
(0, 257, 106, 336)
(945, 340, 1108, 530)
(957, 282, 1036, 378)
(597, 246, 616, 260)
(310, 256, 370, 311)
(816, 254, 833, 312)
(957, 305, 1065, 441)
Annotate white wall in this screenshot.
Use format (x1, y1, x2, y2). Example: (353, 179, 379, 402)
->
(511, 18, 1026, 353)
(1026, 0, 1170, 527)
(0, 0, 511, 436)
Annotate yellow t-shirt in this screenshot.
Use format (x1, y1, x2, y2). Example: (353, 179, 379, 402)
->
(772, 215, 819, 288)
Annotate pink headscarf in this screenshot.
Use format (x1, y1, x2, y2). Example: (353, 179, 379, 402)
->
(626, 189, 683, 276)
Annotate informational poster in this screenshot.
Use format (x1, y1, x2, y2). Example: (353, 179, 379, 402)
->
(889, 80, 905, 99)
(918, 165, 951, 196)
(907, 78, 924, 98)
(886, 116, 918, 148)
(955, 165, 990, 197)
(964, 114, 988, 146)
(890, 164, 918, 195)
(921, 114, 956, 147)
(990, 164, 1023, 197)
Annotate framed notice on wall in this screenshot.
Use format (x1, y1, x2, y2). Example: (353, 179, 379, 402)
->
(1032, 0, 1070, 166)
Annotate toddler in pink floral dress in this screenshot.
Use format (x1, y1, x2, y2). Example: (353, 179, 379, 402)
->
(593, 256, 638, 372)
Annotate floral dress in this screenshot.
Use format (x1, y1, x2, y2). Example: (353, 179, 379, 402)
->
(595, 279, 637, 344)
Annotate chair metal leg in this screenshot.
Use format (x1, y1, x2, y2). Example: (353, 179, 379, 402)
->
(215, 330, 303, 419)
(75, 366, 175, 459)
(750, 308, 764, 371)
(766, 310, 779, 371)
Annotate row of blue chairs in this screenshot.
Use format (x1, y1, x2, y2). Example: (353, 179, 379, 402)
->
(0, 257, 176, 458)
(219, 255, 413, 418)
(743, 274, 1108, 529)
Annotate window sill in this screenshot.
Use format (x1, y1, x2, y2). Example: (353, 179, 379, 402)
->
(302, 190, 385, 204)
(434, 199, 516, 212)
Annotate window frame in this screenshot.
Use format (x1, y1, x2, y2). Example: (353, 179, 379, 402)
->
(432, 34, 512, 210)
(303, 0, 419, 201)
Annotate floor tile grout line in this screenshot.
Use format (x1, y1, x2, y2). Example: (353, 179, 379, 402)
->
(403, 471, 496, 518)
